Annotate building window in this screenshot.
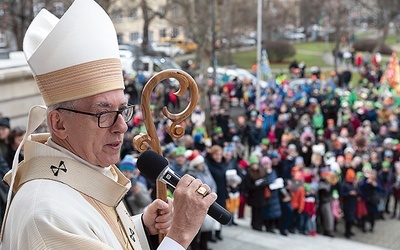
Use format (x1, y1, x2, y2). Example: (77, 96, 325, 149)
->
(130, 32, 140, 42)
(159, 29, 166, 38)
(171, 28, 179, 38)
(117, 33, 123, 44)
(129, 9, 138, 20)
(0, 31, 6, 47)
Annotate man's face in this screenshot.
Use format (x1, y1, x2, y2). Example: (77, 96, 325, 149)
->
(57, 90, 128, 167)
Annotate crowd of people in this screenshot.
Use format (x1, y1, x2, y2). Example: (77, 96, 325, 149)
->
(118, 49, 400, 248)
(1, 38, 400, 249)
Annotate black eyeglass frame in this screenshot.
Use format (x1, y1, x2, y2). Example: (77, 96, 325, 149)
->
(56, 105, 135, 128)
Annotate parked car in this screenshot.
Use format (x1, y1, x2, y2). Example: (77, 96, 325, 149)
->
(151, 42, 184, 57)
(283, 31, 306, 41)
(207, 66, 267, 88)
(119, 43, 167, 57)
(160, 37, 198, 53)
(232, 36, 257, 47)
(121, 55, 182, 86)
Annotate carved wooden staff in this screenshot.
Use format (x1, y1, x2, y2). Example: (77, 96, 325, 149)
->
(133, 69, 199, 241)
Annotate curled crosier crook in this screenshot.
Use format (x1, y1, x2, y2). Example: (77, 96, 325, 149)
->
(133, 69, 199, 154)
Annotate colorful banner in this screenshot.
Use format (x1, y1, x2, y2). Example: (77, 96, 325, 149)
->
(384, 52, 400, 92)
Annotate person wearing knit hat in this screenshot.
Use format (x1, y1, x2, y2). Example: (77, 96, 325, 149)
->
(384, 149, 394, 159)
(344, 168, 355, 183)
(0, 117, 10, 130)
(236, 159, 249, 219)
(1, 1, 217, 249)
(119, 154, 136, 173)
(362, 162, 373, 178)
(211, 126, 225, 147)
(119, 155, 152, 217)
(318, 168, 335, 237)
(244, 151, 267, 232)
(356, 171, 364, 180)
(185, 149, 217, 250)
(249, 155, 260, 165)
(261, 138, 270, 145)
(261, 156, 272, 166)
(170, 146, 189, 177)
(260, 138, 271, 157)
(289, 170, 306, 234)
(359, 169, 381, 233)
(379, 160, 393, 216)
(260, 155, 282, 233)
(344, 147, 355, 155)
(162, 142, 176, 159)
(303, 181, 317, 236)
(312, 107, 324, 131)
(331, 189, 343, 233)
(203, 144, 227, 240)
(340, 168, 362, 238)
(223, 146, 237, 171)
(225, 168, 242, 226)
(187, 150, 205, 169)
(214, 126, 223, 134)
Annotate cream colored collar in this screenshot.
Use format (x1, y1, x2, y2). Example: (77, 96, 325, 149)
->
(46, 138, 113, 177)
(5, 132, 130, 207)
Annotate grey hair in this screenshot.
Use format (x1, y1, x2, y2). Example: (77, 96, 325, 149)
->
(46, 99, 83, 133)
(47, 99, 82, 113)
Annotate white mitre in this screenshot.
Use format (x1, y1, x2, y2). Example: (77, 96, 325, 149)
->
(23, 0, 124, 106)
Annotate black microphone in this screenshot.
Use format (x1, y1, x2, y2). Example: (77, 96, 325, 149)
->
(136, 150, 232, 225)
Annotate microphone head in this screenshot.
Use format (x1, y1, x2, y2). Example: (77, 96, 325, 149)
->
(136, 150, 169, 181)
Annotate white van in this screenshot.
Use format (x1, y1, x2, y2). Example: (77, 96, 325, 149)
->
(120, 56, 182, 86)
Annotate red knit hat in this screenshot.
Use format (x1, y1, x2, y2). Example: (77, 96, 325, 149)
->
(238, 159, 249, 169)
(187, 150, 204, 168)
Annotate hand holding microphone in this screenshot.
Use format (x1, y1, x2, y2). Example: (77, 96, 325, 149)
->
(137, 150, 232, 248)
(137, 150, 232, 225)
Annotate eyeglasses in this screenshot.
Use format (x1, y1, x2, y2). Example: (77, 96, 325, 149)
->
(57, 105, 135, 128)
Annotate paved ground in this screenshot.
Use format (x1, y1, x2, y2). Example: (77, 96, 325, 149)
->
(208, 214, 397, 250)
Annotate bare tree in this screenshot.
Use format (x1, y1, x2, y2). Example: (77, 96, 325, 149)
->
(107, 0, 170, 53)
(168, 0, 214, 117)
(299, 0, 323, 28)
(323, 0, 350, 71)
(371, 0, 400, 54)
(356, 0, 400, 54)
(138, 0, 169, 54)
(0, 0, 34, 50)
(0, 0, 114, 51)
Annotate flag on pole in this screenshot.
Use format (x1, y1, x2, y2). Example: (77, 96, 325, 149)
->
(261, 49, 272, 80)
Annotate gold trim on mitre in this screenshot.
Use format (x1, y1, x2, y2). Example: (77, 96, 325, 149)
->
(35, 58, 124, 106)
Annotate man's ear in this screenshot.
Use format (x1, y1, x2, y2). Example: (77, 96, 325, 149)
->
(48, 110, 68, 139)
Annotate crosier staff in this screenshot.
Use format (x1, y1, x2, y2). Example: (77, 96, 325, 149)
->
(133, 69, 199, 241)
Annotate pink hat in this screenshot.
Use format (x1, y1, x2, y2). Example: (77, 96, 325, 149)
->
(261, 156, 271, 165)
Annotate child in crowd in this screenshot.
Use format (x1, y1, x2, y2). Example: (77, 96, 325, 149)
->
(331, 189, 343, 232)
(303, 183, 317, 236)
(226, 169, 242, 226)
(289, 171, 305, 234)
(245, 155, 268, 231)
